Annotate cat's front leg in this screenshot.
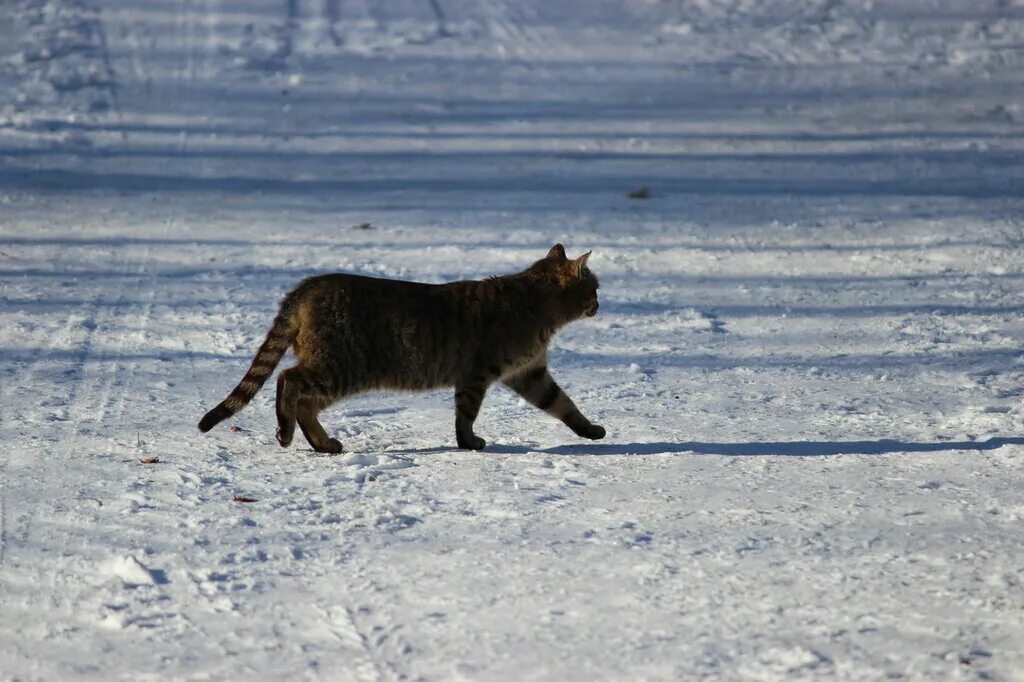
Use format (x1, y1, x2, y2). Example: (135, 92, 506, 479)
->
(454, 379, 488, 450)
(504, 365, 605, 440)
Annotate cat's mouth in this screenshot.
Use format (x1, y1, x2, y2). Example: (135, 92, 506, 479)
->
(585, 301, 599, 317)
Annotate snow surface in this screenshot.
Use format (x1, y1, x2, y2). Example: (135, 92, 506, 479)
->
(2, 0, 1024, 679)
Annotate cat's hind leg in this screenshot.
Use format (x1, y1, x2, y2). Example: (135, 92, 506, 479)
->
(276, 366, 314, 447)
(279, 365, 348, 452)
(296, 398, 343, 454)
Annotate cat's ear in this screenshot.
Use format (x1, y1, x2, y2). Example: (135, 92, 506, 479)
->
(570, 251, 592, 278)
(547, 244, 567, 260)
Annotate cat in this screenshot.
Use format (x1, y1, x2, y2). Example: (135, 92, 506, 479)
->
(198, 244, 605, 452)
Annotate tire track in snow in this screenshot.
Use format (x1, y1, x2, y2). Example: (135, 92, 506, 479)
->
(0, 240, 136, 680)
(0, 469, 5, 567)
(1, 374, 114, 569)
(91, 6, 421, 673)
(332, 553, 417, 682)
(316, 603, 386, 682)
(98, 241, 159, 455)
(35, 249, 135, 602)
(109, 1, 150, 105)
(99, 2, 243, 632)
(86, 1, 124, 126)
(0, 283, 98, 565)
(67, 4, 421, 676)
(478, 0, 545, 62)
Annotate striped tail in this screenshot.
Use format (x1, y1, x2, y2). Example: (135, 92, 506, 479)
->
(198, 310, 297, 432)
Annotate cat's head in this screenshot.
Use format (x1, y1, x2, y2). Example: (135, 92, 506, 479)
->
(533, 244, 600, 319)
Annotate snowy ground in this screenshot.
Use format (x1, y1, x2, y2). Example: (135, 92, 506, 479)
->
(2, 0, 1024, 679)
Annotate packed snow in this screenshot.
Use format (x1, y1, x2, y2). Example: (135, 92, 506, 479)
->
(2, 0, 1023, 679)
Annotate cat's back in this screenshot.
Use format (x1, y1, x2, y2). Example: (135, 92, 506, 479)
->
(291, 271, 438, 312)
(298, 271, 433, 295)
(289, 271, 488, 388)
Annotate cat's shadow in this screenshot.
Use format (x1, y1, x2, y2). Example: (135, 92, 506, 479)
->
(396, 436, 1024, 457)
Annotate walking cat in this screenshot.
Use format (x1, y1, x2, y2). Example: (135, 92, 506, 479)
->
(198, 244, 605, 452)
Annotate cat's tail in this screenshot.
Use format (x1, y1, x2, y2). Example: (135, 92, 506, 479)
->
(198, 308, 298, 432)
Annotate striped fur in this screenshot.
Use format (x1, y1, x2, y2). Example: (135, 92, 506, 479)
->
(198, 244, 604, 452)
(197, 308, 298, 432)
(504, 361, 605, 440)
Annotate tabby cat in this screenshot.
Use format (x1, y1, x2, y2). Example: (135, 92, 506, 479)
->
(198, 244, 605, 452)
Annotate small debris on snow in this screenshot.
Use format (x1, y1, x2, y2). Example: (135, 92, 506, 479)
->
(139, 457, 159, 464)
(232, 495, 258, 503)
(626, 185, 651, 199)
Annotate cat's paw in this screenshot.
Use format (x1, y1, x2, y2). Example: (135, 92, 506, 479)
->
(578, 424, 606, 440)
(313, 438, 343, 454)
(276, 426, 293, 447)
(457, 434, 487, 451)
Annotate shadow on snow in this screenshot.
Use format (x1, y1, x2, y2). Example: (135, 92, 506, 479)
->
(405, 436, 1024, 457)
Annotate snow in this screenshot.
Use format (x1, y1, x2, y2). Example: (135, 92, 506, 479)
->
(2, 0, 1024, 679)
(108, 554, 164, 587)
